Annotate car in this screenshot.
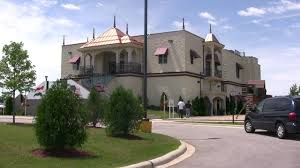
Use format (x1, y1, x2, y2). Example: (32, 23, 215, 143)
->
(244, 96, 300, 139)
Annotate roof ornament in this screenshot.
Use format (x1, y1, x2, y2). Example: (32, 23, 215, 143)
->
(209, 24, 212, 33)
(114, 15, 116, 28)
(63, 35, 65, 46)
(93, 28, 95, 39)
(126, 23, 129, 35)
(183, 18, 185, 30)
(87, 37, 89, 42)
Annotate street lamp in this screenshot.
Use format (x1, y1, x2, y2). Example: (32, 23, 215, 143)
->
(45, 76, 48, 91)
(143, 0, 148, 120)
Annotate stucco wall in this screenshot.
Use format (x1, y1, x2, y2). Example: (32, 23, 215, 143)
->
(106, 76, 143, 97)
(147, 76, 200, 106)
(61, 43, 85, 78)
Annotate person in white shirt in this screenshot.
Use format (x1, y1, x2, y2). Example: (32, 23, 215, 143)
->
(177, 100, 185, 119)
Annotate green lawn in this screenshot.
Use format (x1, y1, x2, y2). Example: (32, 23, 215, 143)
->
(0, 124, 180, 168)
(147, 109, 180, 119)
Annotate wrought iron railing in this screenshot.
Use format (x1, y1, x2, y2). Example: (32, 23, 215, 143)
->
(109, 62, 142, 74)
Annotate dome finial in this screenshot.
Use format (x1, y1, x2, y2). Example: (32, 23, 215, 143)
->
(183, 18, 185, 30)
(209, 24, 212, 33)
(114, 15, 116, 28)
(126, 23, 128, 35)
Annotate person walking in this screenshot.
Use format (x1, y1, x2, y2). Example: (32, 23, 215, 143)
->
(177, 100, 185, 119)
(185, 100, 192, 118)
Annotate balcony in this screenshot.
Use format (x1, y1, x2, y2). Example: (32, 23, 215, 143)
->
(80, 65, 94, 76)
(109, 62, 142, 74)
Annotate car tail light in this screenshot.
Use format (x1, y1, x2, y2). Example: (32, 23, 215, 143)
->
(289, 112, 297, 121)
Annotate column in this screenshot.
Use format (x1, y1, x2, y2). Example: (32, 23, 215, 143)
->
(116, 49, 120, 72)
(211, 45, 215, 77)
(127, 48, 133, 63)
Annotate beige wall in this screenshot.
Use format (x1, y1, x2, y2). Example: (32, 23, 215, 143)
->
(184, 31, 204, 74)
(106, 76, 143, 97)
(61, 43, 85, 78)
(147, 76, 200, 106)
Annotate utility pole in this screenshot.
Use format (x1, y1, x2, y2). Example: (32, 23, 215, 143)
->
(143, 0, 148, 119)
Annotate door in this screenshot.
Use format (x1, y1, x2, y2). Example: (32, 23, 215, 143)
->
(250, 100, 265, 129)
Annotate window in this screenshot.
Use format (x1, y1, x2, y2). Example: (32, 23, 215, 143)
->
(190, 55, 194, 64)
(73, 61, 80, 70)
(236, 64, 240, 78)
(158, 54, 167, 64)
(255, 100, 265, 113)
(263, 98, 291, 112)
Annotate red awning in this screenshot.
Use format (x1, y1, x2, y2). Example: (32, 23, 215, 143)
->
(248, 80, 265, 89)
(154, 48, 168, 56)
(69, 56, 80, 64)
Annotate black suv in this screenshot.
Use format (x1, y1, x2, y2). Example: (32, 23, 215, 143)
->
(244, 96, 300, 139)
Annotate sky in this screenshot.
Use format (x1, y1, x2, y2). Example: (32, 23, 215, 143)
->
(0, 0, 300, 96)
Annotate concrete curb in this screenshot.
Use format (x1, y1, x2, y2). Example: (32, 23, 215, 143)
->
(120, 140, 187, 168)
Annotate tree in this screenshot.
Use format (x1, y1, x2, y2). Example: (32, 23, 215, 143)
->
(103, 87, 143, 137)
(4, 96, 13, 115)
(87, 87, 105, 127)
(160, 92, 168, 110)
(289, 84, 299, 96)
(35, 81, 88, 150)
(0, 42, 36, 124)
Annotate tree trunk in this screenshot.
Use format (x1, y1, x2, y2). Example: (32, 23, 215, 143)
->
(12, 90, 15, 124)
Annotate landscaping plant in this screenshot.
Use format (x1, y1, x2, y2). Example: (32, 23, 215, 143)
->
(103, 86, 143, 137)
(4, 96, 13, 115)
(35, 81, 88, 150)
(86, 87, 105, 127)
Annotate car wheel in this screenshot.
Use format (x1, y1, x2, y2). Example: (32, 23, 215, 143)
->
(276, 123, 287, 139)
(244, 120, 255, 133)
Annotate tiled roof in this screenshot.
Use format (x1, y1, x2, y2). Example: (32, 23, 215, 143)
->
(80, 27, 143, 49)
(248, 80, 265, 88)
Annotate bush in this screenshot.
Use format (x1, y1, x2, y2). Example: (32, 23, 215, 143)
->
(192, 97, 206, 116)
(5, 96, 13, 115)
(103, 87, 143, 137)
(160, 92, 168, 110)
(87, 87, 105, 127)
(35, 81, 88, 150)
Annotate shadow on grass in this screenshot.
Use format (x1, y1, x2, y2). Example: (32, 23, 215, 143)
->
(32, 149, 99, 159)
(254, 131, 300, 141)
(112, 134, 145, 140)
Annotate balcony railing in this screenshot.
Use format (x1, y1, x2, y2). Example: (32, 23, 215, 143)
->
(109, 62, 142, 74)
(80, 65, 94, 76)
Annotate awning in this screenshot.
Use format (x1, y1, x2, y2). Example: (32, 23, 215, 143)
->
(190, 49, 201, 58)
(154, 48, 168, 56)
(69, 56, 80, 64)
(236, 63, 244, 69)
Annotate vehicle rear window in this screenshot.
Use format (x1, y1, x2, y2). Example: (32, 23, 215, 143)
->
(293, 99, 300, 113)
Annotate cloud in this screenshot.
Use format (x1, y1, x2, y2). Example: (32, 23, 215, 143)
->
(33, 0, 57, 7)
(238, 7, 266, 16)
(96, 2, 104, 7)
(223, 25, 233, 30)
(61, 3, 80, 10)
(199, 12, 216, 20)
(238, 0, 300, 17)
(0, 0, 82, 87)
(208, 20, 217, 25)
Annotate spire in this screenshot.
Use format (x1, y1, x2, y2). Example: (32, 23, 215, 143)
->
(113, 15, 116, 28)
(126, 23, 129, 35)
(93, 28, 95, 39)
(87, 37, 89, 42)
(183, 18, 185, 30)
(209, 24, 212, 33)
(63, 35, 65, 46)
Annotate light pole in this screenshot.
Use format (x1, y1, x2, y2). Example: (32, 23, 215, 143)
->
(45, 76, 49, 91)
(143, 0, 148, 119)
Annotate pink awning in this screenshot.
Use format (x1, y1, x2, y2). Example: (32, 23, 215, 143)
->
(154, 48, 168, 56)
(69, 56, 80, 64)
(248, 80, 265, 89)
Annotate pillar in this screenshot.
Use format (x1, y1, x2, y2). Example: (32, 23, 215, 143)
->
(127, 48, 133, 63)
(210, 45, 215, 77)
(116, 50, 120, 72)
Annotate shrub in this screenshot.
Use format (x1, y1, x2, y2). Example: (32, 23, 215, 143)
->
(87, 87, 105, 127)
(103, 87, 143, 137)
(160, 92, 168, 110)
(178, 96, 183, 102)
(35, 81, 88, 150)
(5, 96, 13, 115)
(192, 97, 206, 116)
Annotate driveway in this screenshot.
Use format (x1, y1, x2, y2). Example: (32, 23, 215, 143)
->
(153, 121, 300, 168)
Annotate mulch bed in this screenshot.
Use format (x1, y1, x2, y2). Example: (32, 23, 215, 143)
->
(32, 149, 95, 158)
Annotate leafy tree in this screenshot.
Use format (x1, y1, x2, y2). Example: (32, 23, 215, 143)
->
(35, 81, 88, 150)
(199, 97, 205, 116)
(192, 96, 200, 116)
(4, 96, 13, 115)
(226, 96, 230, 115)
(0, 42, 36, 124)
(289, 84, 299, 96)
(103, 87, 143, 137)
(229, 96, 236, 115)
(160, 92, 168, 110)
(87, 87, 105, 127)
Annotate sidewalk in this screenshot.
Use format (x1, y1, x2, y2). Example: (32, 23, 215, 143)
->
(167, 115, 245, 124)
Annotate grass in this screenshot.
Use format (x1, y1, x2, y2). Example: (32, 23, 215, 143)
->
(147, 109, 180, 119)
(0, 124, 180, 168)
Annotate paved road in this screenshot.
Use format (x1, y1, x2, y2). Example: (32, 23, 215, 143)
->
(153, 121, 300, 168)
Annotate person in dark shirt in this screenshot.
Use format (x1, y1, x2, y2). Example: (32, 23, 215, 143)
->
(185, 100, 192, 118)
